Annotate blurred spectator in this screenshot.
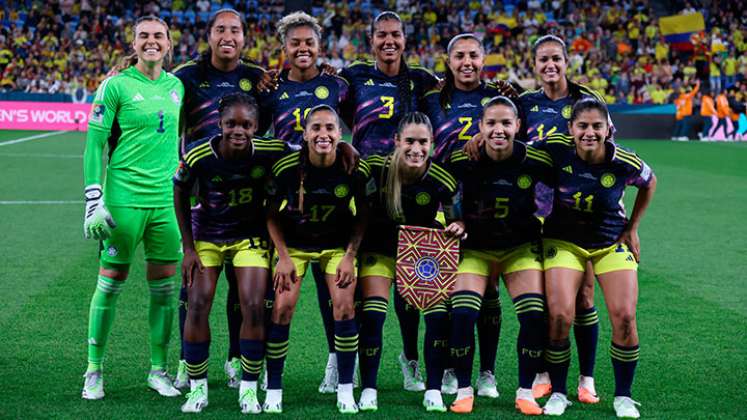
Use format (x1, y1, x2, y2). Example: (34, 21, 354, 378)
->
(699, 88, 716, 140)
(672, 80, 699, 140)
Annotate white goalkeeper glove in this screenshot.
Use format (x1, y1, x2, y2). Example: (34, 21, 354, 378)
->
(83, 184, 117, 240)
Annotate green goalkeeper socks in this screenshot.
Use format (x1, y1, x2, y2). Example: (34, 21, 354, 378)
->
(148, 276, 176, 371)
(87, 275, 124, 372)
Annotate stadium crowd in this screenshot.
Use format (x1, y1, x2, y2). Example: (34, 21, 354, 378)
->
(0, 0, 745, 106)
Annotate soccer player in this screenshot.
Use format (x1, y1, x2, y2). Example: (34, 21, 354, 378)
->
(259, 11, 352, 393)
(540, 98, 656, 418)
(263, 105, 371, 414)
(173, 8, 269, 389)
(446, 97, 549, 415)
(357, 112, 464, 412)
(81, 16, 182, 400)
(174, 94, 286, 413)
(338, 11, 439, 391)
(422, 32, 518, 399)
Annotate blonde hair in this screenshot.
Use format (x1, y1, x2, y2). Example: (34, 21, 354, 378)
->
(277, 11, 322, 45)
(116, 16, 173, 71)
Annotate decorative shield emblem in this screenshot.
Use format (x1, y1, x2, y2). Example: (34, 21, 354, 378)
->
(396, 225, 460, 311)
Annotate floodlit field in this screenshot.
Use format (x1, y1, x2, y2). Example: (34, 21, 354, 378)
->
(1, 130, 745, 418)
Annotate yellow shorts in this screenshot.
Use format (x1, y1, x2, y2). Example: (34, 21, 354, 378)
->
(359, 253, 395, 279)
(457, 242, 543, 276)
(542, 239, 637, 275)
(278, 247, 354, 278)
(195, 238, 270, 268)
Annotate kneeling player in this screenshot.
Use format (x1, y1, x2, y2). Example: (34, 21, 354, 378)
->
(174, 93, 285, 414)
(263, 105, 371, 414)
(447, 97, 550, 415)
(540, 98, 656, 418)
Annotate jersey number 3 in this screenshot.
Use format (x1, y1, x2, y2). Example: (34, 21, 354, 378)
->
(379, 96, 394, 119)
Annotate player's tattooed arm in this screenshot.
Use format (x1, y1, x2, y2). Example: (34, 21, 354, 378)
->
(174, 183, 203, 286)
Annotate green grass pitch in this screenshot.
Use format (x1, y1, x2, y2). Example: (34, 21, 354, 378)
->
(1, 130, 745, 419)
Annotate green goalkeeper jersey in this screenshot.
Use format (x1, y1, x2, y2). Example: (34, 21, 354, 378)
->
(84, 66, 184, 207)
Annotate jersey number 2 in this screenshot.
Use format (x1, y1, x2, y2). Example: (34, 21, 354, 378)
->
(458, 117, 473, 140)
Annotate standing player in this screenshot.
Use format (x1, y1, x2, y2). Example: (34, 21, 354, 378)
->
(81, 16, 182, 399)
(259, 12, 351, 393)
(423, 32, 518, 399)
(540, 98, 656, 418)
(357, 112, 464, 412)
(173, 8, 268, 389)
(446, 97, 549, 415)
(174, 94, 286, 413)
(338, 11, 440, 391)
(263, 105, 371, 414)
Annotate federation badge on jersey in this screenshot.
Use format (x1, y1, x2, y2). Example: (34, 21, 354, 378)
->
(239, 78, 253, 92)
(90, 104, 106, 123)
(170, 90, 181, 105)
(562, 105, 572, 119)
(600, 173, 616, 188)
(314, 86, 330, 99)
(396, 225, 460, 310)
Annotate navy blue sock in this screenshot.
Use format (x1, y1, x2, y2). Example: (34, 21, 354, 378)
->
(513, 293, 546, 389)
(394, 292, 420, 361)
(449, 291, 482, 388)
(545, 340, 571, 395)
(225, 265, 242, 359)
(574, 306, 599, 377)
(240, 339, 265, 381)
(178, 286, 188, 360)
(334, 319, 358, 385)
(424, 302, 449, 390)
(478, 290, 501, 373)
(266, 323, 290, 389)
(610, 342, 639, 397)
(183, 340, 209, 379)
(359, 297, 387, 389)
(312, 262, 336, 354)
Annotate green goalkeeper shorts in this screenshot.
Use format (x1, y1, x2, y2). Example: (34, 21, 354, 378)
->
(100, 206, 182, 268)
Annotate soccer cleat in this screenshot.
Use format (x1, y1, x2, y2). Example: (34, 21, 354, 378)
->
(423, 390, 447, 412)
(398, 352, 425, 391)
(337, 384, 359, 414)
(613, 396, 641, 419)
(515, 388, 543, 416)
(82, 371, 105, 400)
(543, 393, 571, 416)
(263, 389, 283, 414)
(181, 380, 208, 413)
(174, 360, 189, 390)
(532, 372, 552, 399)
(225, 357, 241, 389)
(441, 369, 458, 395)
(450, 396, 474, 413)
(148, 370, 181, 397)
(476, 370, 500, 398)
(239, 387, 262, 414)
(358, 388, 378, 412)
(318, 353, 338, 394)
(577, 375, 599, 404)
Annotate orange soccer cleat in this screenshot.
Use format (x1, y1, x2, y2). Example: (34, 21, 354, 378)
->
(450, 396, 474, 414)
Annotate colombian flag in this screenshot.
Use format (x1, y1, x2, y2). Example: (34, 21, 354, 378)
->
(659, 12, 705, 51)
(483, 53, 502, 78)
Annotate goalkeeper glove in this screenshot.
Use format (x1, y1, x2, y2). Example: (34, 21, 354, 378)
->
(83, 184, 117, 240)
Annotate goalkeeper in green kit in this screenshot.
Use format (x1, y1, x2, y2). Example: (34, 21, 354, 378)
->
(81, 16, 184, 400)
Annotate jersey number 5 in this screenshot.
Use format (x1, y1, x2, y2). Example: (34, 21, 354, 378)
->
(494, 197, 509, 218)
(379, 96, 394, 119)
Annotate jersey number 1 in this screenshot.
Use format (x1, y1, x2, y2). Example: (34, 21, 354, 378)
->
(156, 110, 165, 133)
(293, 108, 311, 132)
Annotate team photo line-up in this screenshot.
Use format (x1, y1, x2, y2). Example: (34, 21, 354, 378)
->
(80, 7, 656, 419)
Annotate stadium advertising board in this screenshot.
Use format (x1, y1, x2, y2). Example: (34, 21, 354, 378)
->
(0, 101, 92, 131)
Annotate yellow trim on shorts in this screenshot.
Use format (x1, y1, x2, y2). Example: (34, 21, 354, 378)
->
(359, 253, 395, 279)
(195, 238, 270, 268)
(457, 242, 543, 276)
(542, 239, 637, 275)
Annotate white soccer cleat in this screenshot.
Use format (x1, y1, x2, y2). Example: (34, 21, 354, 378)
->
(532, 372, 552, 399)
(82, 371, 105, 400)
(181, 379, 208, 413)
(263, 389, 283, 414)
(358, 388, 378, 412)
(239, 383, 262, 414)
(398, 352, 425, 391)
(260, 368, 268, 391)
(441, 368, 458, 394)
(577, 375, 599, 404)
(543, 392, 571, 416)
(319, 353, 338, 394)
(174, 359, 189, 390)
(613, 396, 641, 419)
(148, 370, 181, 397)
(337, 383, 359, 414)
(476, 370, 500, 398)
(423, 389, 447, 412)
(515, 387, 543, 415)
(225, 357, 241, 389)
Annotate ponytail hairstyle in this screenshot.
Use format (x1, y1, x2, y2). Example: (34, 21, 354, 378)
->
(440, 33, 484, 110)
(298, 104, 341, 214)
(480, 95, 519, 120)
(532, 34, 568, 61)
(218, 92, 258, 122)
(197, 8, 247, 82)
(371, 11, 412, 114)
(383, 112, 433, 220)
(569, 97, 610, 126)
(116, 15, 173, 71)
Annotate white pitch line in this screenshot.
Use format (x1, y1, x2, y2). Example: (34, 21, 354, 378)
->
(0, 130, 67, 147)
(0, 200, 83, 205)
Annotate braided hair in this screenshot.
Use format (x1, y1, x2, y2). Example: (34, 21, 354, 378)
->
(218, 92, 258, 121)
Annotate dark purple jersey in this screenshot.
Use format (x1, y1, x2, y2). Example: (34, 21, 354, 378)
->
(173, 136, 287, 242)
